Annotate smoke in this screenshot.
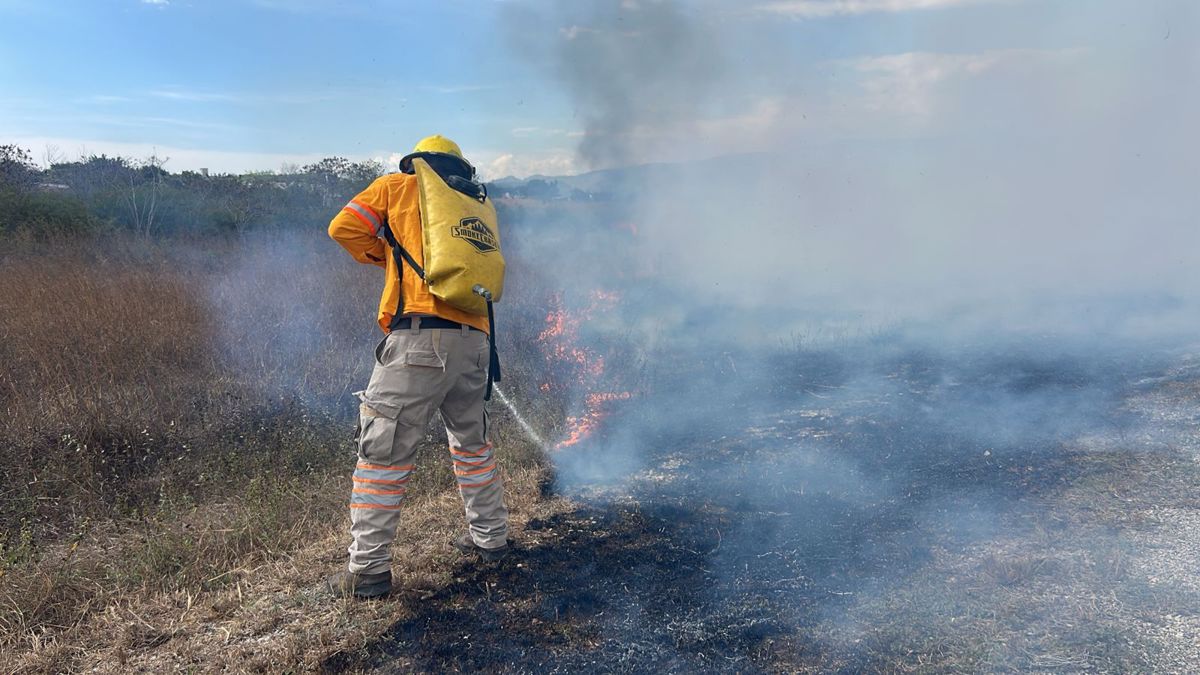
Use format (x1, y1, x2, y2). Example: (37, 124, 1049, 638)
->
(505, 0, 726, 170)
(487, 2, 1200, 667)
(204, 229, 378, 410)
(505, 0, 1200, 322)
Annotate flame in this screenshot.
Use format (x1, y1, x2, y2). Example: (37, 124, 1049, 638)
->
(557, 392, 635, 448)
(536, 309, 569, 342)
(536, 291, 635, 449)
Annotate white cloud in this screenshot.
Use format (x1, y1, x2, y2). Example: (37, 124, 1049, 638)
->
(852, 51, 1006, 116)
(478, 151, 581, 180)
(510, 126, 574, 138)
(140, 0, 169, 5)
(149, 89, 237, 102)
(146, 87, 346, 105)
(382, 152, 409, 172)
(376, 147, 582, 180)
(756, 0, 1010, 18)
(80, 95, 134, 104)
(692, 98, 787, 143)
(560, 25, 595, 40)
(849, 48, 1082, 117)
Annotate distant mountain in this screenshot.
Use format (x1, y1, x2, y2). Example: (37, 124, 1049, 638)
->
(486, 153, 773, 201)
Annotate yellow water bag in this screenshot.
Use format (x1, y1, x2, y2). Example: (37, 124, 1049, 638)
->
(412, 158, 505, 316)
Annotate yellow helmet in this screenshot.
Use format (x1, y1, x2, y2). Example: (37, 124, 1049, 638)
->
(412, 134, 464, 158)
(400, 134, 473, 175)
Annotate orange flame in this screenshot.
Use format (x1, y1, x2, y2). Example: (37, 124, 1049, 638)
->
(536, 292, 634, 449)
(556, 392, 634, 449)
(537, 309, 569, 342)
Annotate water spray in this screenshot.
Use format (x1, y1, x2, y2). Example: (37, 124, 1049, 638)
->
(492, 383, 548, 451)
(471, 283, 549, 452)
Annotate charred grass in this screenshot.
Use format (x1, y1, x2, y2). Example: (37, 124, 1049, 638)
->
(330, 337, 1200, 673)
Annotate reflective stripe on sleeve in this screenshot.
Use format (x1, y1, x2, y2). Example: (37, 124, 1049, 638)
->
(343, 200, 383, 236)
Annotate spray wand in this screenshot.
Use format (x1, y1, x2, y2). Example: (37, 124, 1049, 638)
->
(473, 284, 548, 451)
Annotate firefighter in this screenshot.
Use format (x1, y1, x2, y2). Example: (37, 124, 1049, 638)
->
(326, 135, 509, 599)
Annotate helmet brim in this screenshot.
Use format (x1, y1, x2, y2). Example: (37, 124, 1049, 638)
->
(399, 151, 474, 176)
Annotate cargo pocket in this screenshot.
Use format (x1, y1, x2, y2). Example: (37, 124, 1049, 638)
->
(403, 350, 445, 369)
(374, 334, 399, 367)
(356, 393, 403, 463)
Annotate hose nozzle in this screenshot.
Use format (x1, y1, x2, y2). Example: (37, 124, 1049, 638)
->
(472, 284, 493, 302)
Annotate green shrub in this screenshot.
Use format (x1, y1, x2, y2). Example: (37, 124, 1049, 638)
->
(0, 188, 97, 234)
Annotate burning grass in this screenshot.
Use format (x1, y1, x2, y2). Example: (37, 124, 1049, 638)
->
(330, 359, 1200, 673)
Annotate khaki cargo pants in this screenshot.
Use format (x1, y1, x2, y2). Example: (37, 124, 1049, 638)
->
(347, 319, 508, 575)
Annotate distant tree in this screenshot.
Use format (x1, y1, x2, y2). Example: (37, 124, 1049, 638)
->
(42, 144, 66, 168)
(301, 157, 352, 207)
(0, 146, 97, 233)
(49, 155, 131, 201)
(46, 153, 167, 234)
(345, 159, 385, 187)
(0, 145, 39, 191)
(0, 147, 396, 235)
(300, 157, 384, 207)
(302, 157, 352, 182)
(208, 174, 267, 234)
(120, 153, 168, 236)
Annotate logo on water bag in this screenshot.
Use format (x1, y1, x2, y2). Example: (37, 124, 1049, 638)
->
(452, 217, 499, 253)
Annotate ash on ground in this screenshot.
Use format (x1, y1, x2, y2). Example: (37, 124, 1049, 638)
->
(328, 340, 1200, 673)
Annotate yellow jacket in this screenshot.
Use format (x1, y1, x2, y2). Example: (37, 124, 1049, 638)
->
(328, 173, 490, 333)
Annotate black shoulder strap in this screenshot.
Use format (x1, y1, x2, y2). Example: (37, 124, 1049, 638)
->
(380, 220, 425, 281)
(395, 244, 425, 280)
(380, 220, 426, 330)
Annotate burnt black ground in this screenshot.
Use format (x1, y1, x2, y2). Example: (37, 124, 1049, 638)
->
(324, 341, 1200, 673)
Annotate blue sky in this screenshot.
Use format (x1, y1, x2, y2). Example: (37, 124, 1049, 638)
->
(0, 0, 1194, 177)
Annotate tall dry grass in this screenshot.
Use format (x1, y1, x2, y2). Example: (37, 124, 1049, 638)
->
(0, 231, 558, 670)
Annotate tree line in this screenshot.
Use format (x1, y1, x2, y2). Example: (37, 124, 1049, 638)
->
(0, 144, 386, 236)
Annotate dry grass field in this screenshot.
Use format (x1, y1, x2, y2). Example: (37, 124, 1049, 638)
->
(0, 231, 559, 672)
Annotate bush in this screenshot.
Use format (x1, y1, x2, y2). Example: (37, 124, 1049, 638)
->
(0, 188, 97, 234)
